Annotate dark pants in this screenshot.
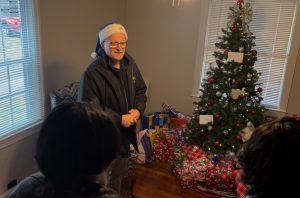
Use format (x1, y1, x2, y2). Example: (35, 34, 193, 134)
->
(97, 157, 129, 196)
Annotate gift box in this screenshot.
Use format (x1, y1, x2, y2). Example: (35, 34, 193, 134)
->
(142, 112, 170, 129)
(181, 145, 207, 161)
(173, 146, 187, 168)
(235, 169, 248, 198)
(152, 133, 177, 163)
(205, 160, 236, 193)
(170, 117, 188, 129)
(159, 128, 178, 147)
(173, 127, 186, 146)
(172, 146, 214, 189)
(173, 157, 214, 188)
(173, 168, 199, 189)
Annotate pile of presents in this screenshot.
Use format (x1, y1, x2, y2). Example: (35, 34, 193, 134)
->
(141, 104, 242, 197)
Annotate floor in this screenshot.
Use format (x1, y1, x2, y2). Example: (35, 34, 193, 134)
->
(125, 162, 222, 198)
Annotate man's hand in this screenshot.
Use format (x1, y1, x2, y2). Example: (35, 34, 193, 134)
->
(121, 114, 136, 128)
(129, 109, 140, 120)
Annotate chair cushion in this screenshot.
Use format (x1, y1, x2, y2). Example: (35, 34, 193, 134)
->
(49, 82, 79, 109)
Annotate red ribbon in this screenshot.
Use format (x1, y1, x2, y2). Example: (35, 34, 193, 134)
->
(237, 0, 244, 6)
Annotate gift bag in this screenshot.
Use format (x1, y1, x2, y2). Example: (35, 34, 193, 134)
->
(136, 130, 153, 164)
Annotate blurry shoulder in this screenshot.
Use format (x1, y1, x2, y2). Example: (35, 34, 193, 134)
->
(98, 187, 119, 198)
(8, 172, 47, 198)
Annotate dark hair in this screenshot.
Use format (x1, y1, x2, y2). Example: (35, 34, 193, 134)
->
(238, 116, 300, 197)
(36, 102, 120, 188)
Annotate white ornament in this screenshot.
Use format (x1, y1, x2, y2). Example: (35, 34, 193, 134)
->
(91, 52, 98, 59)
(231, 88, 246, 100)
(240, 125, 255, 142)
(247, 121, 253, 127)
(216, 91, 222, 97)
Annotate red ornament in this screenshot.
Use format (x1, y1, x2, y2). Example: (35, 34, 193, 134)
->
(234, 80, 240, 88)
(207, 101, 213, 107)
(236, 135, 241, 141)
(224, 49, 230, 57)
(251, 109, 256, 114)
(237, 0, 244, 8)
(214, 140, 220, 146)
(231, 26, 237, 32)
(257, 87, 263, 92)
(208, 76, 215, 83)
(251, 50, 257, 56)
(214, 112, 221, 120)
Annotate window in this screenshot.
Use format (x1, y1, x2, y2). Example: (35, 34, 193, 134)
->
(201, 0, 299, 111)
(0, 0, 44, 139)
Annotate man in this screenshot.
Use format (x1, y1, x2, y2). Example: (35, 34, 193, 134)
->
(78, 22, 147, 196)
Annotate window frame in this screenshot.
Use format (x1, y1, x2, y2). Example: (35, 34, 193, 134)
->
(0, 0, 44, 143)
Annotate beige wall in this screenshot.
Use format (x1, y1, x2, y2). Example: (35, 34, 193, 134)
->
(125, 0, 203, 114)
(287, 48, 300, 115)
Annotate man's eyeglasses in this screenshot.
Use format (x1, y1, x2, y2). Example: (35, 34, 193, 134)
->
(105, 41, 127, 48)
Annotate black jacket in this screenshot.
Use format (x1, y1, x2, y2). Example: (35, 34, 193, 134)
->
(78, 50, 147, 154)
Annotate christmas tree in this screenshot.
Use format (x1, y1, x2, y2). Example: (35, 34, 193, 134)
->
(185, 0, 267, 154)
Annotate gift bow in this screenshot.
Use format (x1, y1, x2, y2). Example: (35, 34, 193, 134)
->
(227, 2, 253, 34)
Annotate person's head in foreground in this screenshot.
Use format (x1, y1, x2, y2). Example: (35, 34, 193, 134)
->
(238, 116, 300, 197)
(11, 102, 120, 198)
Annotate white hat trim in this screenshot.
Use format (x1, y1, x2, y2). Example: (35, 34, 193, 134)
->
(99, 24, 128, 44)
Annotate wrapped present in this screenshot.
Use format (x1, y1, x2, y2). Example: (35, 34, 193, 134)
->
(174, 127, 186, 146)
(173, 157, 214, 188)
(205, 160, 236, 193)
(235, 169, 248, 198)
(173, 168, 199, 189)
(173, 146, 187, 168)
(142, 112, 170, 129)
(173, 147, 214, 188)
(162, 103, 189, 119)
(181, 145, 207, 161)
(172, 145, 238, 196)
(159, 128, 178, 147)
(170, 117, 188, 129)
(152, 134, 176, 163)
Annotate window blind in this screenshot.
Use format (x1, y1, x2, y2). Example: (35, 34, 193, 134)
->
(202, 0, 298, 110)
(0, 0, 44, 139)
